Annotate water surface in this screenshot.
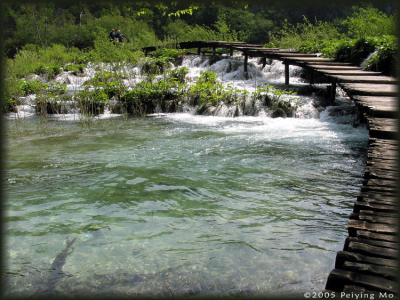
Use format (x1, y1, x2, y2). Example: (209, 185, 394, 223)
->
(5, 113, 368, 296)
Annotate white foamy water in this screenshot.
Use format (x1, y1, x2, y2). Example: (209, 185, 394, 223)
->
(7, 53, 353, 124)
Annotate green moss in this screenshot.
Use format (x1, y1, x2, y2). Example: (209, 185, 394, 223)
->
(64, 63, 86, 75)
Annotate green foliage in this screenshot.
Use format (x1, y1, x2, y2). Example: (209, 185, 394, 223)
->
(163, 19, 237, 43)
(121, 79, 184, 115)
(189, 71, 242, 106)
(151, 48, 185, 62)
(166, 67, 189, 83)
(140, 56, 172, 76)
(342, 6, 395, 39)
(84, 70, 126, 99)
(18, 80, 47, 96)
(87, 38, 144, 63)
(64, 63, 86, 74)
(361, 36, 397, 74)
(75, 89, 109, 115)
(268, 17, 343, 53)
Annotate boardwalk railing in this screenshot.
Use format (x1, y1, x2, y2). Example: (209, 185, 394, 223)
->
(143, 40, 398, 294)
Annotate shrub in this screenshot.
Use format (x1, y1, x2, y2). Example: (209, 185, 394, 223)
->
(83, 70, 126, 99)
(188, 71, 243, 106)
(64, 63, 86, 75)
(18, 79, 47, 96)
(267, 17, 343, 53)
(75, 89, 109, 115)
(166, 67, 189, 84)
(342, 6, 395, 39)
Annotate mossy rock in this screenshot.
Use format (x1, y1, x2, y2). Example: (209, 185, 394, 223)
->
(271, 108, 287, 118)
(196, 103, 212, 115)
(80, 102, 105, 115)
(35, 102, 70, 114)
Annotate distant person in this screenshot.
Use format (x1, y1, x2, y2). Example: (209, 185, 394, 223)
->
(109, 28, 118, 42)
(115, 29, 129, 43)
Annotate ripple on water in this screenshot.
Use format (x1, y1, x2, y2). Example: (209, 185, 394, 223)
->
(4, 114, 367, 296)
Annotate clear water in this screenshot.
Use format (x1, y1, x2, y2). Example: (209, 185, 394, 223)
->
(4, 113, 368, 297)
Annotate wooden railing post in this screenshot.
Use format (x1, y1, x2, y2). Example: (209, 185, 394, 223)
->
(261, 57, 267, 70)
(244, 52, 248, 79)
(212, 46, 216, 56)
(330, 81, 337, 104)
(197, 47, 201, 55)
(229, 47, 233, 56)
(284, 62, 289, 85)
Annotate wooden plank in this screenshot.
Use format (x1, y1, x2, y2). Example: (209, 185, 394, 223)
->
(306, 64, 358, 69)
(345, 237, 398, 251)
(345, 240, 397, 259)
(353, 96, 398, 105)
(341, 83, 398, 96)
(364, 169, 397, 181)
(364, 178, 397, 188)
(336, 251, 397, 268)
(354, 201, 397, 214)
(326, 269, 397, 292)
(347, 219, 397, 234)
(357, 192, 397, 204)
(282, 56, 333, 61)
(341, 261, 397, 279)
(353, 230, 398, 243)
(350, 213, 398, 226)
(331, 75, 397, 84)
(315, 69, 382, 76)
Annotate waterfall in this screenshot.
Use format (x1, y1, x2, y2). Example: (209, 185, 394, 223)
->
(360, 49, 379, 70)
(7, 54, 356, 123)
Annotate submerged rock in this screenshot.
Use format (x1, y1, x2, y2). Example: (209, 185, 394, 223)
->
(271, 108, 287, 118)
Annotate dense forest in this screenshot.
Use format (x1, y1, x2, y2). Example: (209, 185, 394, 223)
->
(1, 0, 397, 112)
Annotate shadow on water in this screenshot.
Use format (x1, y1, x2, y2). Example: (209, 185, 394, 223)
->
(34, 237, 76, 296)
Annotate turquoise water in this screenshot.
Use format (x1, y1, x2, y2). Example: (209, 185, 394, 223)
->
(4, 113, 368, 296)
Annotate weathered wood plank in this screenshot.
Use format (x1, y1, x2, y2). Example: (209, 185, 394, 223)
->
(336, 251, 397, 268)
(345, 236, 398, 251)
(341, 83, 398, 96)
(330, 75, 397, 84)
(326, 269, 397, 292)
(347, 219, 397, 234)
(350, 213, 398, 226)
(315, 69, 382, 75)
(345, 240, 397, 259)
(307, 64, 361, 69)
(341, 261, 397, 279)
(352, 230, 398, 243)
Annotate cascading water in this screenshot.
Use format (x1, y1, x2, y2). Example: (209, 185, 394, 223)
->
(4, 53, 368, 297)
(7, 54, 346, 121)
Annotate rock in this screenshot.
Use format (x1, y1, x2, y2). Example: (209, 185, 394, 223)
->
(26, 74, 45, 82)
(54, 73, 71, 84)
(272, 108, 287, 118)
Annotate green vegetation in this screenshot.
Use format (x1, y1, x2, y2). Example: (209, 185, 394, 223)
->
(2, 2, 397, 113)
(267, 6, 396, 75)
(253, 84, 298, 117)
(189, 71, 243, 107)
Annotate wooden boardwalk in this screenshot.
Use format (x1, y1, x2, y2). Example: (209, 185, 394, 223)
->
(144, 41, 398, 294)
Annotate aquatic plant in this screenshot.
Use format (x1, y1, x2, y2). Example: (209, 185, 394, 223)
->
(75, 89, 109, 115)
(18, 79, 47, 96)
(35, 82, 68, 115)
(121, 80, 184, 115)
(64, 63, 86, 75)
(84, 70, 127, 99)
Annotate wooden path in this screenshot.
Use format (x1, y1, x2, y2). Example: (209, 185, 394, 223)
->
(144, 41, 398, 294)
